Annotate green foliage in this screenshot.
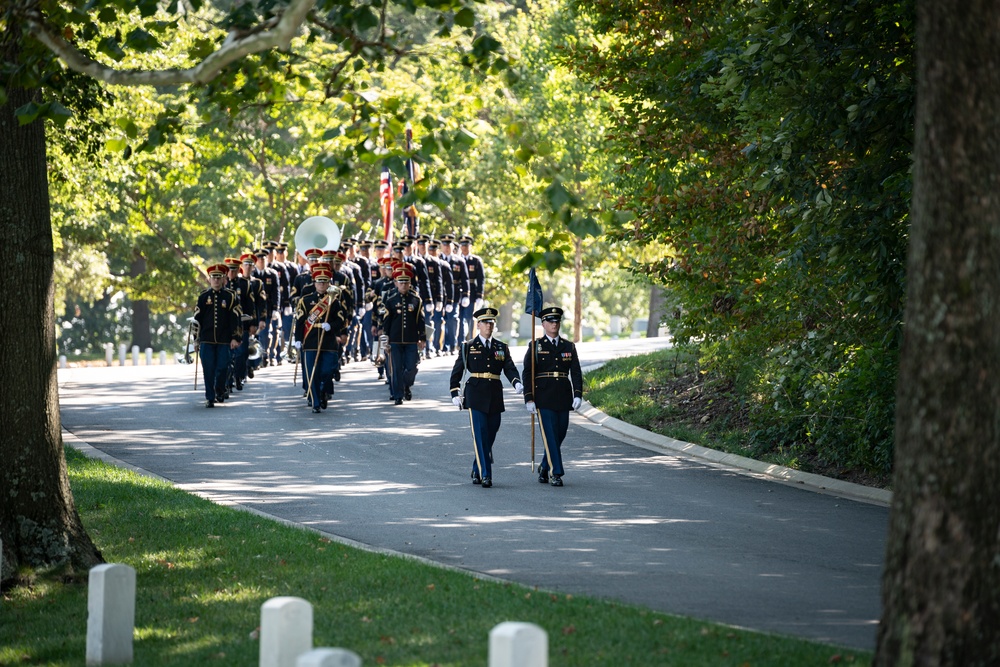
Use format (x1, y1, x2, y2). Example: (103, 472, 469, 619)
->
(569, 0, 913, 475)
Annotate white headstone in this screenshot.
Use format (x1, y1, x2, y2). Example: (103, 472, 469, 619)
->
(86, 563, 136, 665)
(59, 355, 67, 368)
(260, 596, 313, 667)
(131, 345, 140, 366)
(105, 343, 114, 366)
(489, 621, 547, 667)
(296, 648, 362, 667)
(145, 348, 153, 365)
(118, 344, 127, 366)
(159, 351, 167, 365)
(610, 315, 622, 335)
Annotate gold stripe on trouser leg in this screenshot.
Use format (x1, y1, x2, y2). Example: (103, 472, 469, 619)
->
(537, 409, 554, 473)
(468, 408, 483, 476)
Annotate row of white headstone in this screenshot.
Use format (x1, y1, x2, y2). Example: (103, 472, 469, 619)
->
(85, 563, 548, 666)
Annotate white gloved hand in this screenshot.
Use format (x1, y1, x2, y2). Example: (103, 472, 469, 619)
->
(425, 304, 434, 313)
(293, 341, 302, 350)
(526, 401, 536, 414)
(435, 301, 443, 312)
(514, 381, 524, 395)
(572, 397, 582, 410)
(452, 396, 463, 408)
(461, 296, 470, 307)
(357, 308, 364, 318)
(474, 298, 484, 311)
(365, 302, 373, 311)
(320, 322, 331, 332)
(445, 304, 454, 313)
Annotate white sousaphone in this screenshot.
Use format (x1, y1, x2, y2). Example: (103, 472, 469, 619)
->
(294, 216, 342, 255)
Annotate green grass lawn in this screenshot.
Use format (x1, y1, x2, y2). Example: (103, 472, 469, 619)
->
(1, 447, 871, 666)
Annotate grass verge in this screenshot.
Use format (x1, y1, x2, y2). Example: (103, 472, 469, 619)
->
(584, 346, 890, 488)
(1, 447, 871, 666)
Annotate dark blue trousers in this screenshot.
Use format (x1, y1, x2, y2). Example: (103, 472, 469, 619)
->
(199, 343, 231, 402)
(388, 343, 419, 400)
(303, 349, 336, 409)
(469, 409, 502, 480)
(537, 408, 570, 476)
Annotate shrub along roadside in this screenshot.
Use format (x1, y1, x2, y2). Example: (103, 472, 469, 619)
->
(0, 447, 870, 666)
(583, 345, 892, 490)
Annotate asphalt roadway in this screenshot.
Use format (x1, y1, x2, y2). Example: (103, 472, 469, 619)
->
(58, 338, 888, 651)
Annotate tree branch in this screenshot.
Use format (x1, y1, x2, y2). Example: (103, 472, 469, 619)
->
(23, 0, 318, 87)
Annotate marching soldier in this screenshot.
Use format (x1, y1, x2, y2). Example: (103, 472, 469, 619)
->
(253, 249, 281, 367)
(439, 234, 469, 353)
(225, 257, 254, 392)
(522, 306, 583, 487)
(193, 264, 242, 407)
(426, 239, 453, 355)
(294, 266, 351, 413)
(240, 253, 267, 379)
(379, 266, 425, 405)
(449, 307, 523, 487)
(274, 241, 298, 364)
(459, 235, 486, 337)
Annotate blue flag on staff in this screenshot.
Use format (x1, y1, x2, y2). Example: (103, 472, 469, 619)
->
(525, 268, 543, 316)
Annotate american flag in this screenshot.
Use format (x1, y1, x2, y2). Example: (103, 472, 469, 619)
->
(380, 167, 394, 243)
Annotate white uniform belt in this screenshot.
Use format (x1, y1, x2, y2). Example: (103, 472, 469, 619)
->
(536, 372, 568, 379)
(470, 372, 501, 380)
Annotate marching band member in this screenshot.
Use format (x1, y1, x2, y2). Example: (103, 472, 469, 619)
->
(193, 264, 242, 407)
(379, 266, 425, 405)
(294, 266, 350, 413)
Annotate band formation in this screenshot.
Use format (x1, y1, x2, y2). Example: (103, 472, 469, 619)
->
(191, 234, 583, 488)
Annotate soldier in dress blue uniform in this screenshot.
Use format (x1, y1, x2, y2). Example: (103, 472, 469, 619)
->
(379, 266, 426, 404)
(458, 234, 485, 342)
(193, 264, 242, 407)
(439, 234, 470, 353)
(449, 307, 524, 488)
(522, 306, 583, 486)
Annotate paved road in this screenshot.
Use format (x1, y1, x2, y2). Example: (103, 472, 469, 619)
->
(58, 338, 887, 650)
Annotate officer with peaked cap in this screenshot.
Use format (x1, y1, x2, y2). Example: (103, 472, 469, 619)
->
(294, 266, 351, 413)
(449, 307, 524, 487)
(523, 306, 583, 486)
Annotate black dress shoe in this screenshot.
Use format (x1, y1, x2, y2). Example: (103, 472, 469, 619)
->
(235, 381, 243, 391)
(480, 477, 492, 488)
(550, 475, 563, 487)
(277, 358, 282, 365)
(320, 398, 328, 410)
(205, 399, 215, 408)
(404, 388, 412, 401)
(334, 369, 341, 381)
(472, 472, 481, 485)
(538, 470, 549, 484)
(248, 368, 254, 379)
(394, 398, 403, 405)
(312, 407, 322, 414)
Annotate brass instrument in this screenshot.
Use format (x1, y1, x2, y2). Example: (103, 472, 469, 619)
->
(372, 334, 388, 366)
(247, 337, 262, 363)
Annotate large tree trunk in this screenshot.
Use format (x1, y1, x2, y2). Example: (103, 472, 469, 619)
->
(875, 1, 1000, 663)
(0, 52, 103, 586)
(129, 252, 152, 350)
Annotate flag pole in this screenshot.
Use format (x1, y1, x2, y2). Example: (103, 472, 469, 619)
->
(530, 310, 536, 472)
